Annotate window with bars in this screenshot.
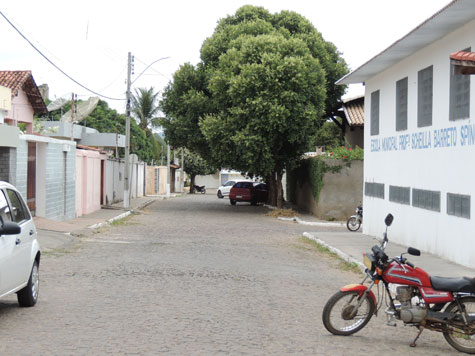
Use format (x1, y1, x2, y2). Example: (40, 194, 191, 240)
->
(418, 66, 433, 127)
(412, 188, 440, 212)
(370, 90, 380, 136)
(389, 185, 410, 205)
(450, 47, 471, 121)
(396, 77, 408, 131)
(447, 193, 470, 219)
(365, 182, 384, 199)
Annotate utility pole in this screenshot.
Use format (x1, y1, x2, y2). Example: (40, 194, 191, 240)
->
(166, 144, 171, 197)
(181, 148, 184, 193)
(70, 93, 75, 141)
(123, 52, 132, 208)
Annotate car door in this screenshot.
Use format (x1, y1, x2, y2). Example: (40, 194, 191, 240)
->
(222, 181, 235, 196)
(4, 188, 34, 291)
(0, 188, 20, 295)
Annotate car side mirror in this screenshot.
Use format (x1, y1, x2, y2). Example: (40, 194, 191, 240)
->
(385, 214, 394, 227)
(0, 221, 21, 236)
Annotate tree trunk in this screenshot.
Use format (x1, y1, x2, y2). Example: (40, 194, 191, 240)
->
(190, 174, 196, 193)
(276, 170, 283, 209)
(267, 174, 277, 206)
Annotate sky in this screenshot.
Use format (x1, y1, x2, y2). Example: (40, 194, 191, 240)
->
(1, 0, 452, 114)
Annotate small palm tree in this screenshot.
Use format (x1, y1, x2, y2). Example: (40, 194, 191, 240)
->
(131, 87, 160, 131)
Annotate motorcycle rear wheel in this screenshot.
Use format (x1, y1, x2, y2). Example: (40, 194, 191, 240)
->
(443, 297, 475, 354)
(346, 216, 361, 232)
(322, 290, 375, 336)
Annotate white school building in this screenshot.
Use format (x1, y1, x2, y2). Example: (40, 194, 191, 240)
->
(338, 0, 475, 267)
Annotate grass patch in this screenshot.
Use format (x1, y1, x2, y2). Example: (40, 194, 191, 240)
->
(266, 208, 299, 218)
(299, 236, 363, 275)
(110, 213, 136, 226)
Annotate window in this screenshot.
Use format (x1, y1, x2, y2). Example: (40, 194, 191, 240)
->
(412, 188, 440, 212)
(6, 189, 30, 223)
(447, 193, 470, 219)
(450, 47, 471, 121)
(226, 181, 235, 187)
(370, 90, 380, 136)
(365, 182, 384, 199)
(396, 77, 408, 131)
(389, 185, 410, 205)
(234, 182, 252, 189)
(418, 66, 433, 127)
(0, 190, 12, 222)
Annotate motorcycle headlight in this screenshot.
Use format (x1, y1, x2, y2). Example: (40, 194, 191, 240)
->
(363, 253, 375, 271)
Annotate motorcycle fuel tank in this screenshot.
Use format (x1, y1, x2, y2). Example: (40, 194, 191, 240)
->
(383, 262, 432, 287)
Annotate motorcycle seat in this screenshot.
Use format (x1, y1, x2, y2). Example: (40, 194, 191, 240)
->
(430, 276, 475, 293)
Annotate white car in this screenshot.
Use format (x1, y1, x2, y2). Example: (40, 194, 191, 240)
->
(217, 180, 252, 199)
(0, 181, 40, 307)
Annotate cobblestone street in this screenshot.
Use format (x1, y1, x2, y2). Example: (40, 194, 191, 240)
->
(0, 194, 462, 355)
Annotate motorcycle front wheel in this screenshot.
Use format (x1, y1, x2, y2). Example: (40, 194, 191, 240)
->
(443, 297, 475, 354)
(322, 290, 375, 336)
(346, 216, 361, 232)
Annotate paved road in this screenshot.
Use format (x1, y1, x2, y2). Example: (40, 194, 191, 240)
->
(0, 194, 462, 355)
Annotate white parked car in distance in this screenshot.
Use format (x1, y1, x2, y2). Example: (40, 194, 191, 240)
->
(217, 180, 252, 199)
(0, 181, 40, 307)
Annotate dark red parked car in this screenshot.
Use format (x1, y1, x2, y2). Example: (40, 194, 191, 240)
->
(229, 182, 268, 205)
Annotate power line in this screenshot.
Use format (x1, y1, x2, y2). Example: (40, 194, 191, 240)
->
(0, 10, 125, 101)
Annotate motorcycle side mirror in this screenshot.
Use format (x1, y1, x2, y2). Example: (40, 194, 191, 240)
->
(384, 214, 394, 227)
(407, 247, 421, 256)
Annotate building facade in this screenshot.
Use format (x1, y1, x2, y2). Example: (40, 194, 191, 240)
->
(338, 0, 475, 267)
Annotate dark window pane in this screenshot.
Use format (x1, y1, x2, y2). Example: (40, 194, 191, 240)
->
(412, 188, 440, 212)
(450, 47, 471, 120)
(418, 66, 433, 127)
(371, 90, 380, 136)
(447, 193, 471, 219)
(396, 77, 408, 131)
(6, 189, 29, 223)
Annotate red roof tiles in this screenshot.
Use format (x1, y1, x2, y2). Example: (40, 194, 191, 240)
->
(0, 71, 47, 114)
(450, 51, 475, 62)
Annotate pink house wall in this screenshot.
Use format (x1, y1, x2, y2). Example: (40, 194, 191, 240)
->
(6, 90, 34, 133)
(75, 149, 106, 217)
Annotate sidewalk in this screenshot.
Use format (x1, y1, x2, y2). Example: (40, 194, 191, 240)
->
(303, 230, 475, 278)
(34, 195, 173, 252)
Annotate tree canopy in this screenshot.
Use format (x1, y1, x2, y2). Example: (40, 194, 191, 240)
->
(160, 5, 348, 207)
(82, 100, 162, 164)
(131, 87, 161, 131)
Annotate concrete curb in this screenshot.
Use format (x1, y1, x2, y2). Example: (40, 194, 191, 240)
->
(279, 216, 345, 227)
(302, 232, 365, 272)
(87, 199, 156, 230)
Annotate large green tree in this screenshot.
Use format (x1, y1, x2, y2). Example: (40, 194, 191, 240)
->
(160, 6, 348, 207)
(160, 63, 211, 158)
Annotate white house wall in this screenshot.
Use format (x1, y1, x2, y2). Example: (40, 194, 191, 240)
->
(363, 19, 475, 267)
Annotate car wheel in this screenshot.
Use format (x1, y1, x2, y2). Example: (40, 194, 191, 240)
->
(17, 260, 39, 307)
(217, 190, 223, 199)
(230, 199, 236, 205)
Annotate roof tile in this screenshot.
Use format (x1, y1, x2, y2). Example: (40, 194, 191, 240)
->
(450, 51, 475, 62)
(0, 71, 47, 114)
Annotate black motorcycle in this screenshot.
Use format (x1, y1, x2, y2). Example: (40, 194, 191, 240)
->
(193, 185, 206, 194)
(347, 204, 363, 231)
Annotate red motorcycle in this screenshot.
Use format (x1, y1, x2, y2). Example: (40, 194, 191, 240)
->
(322, 214, 475, 354)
